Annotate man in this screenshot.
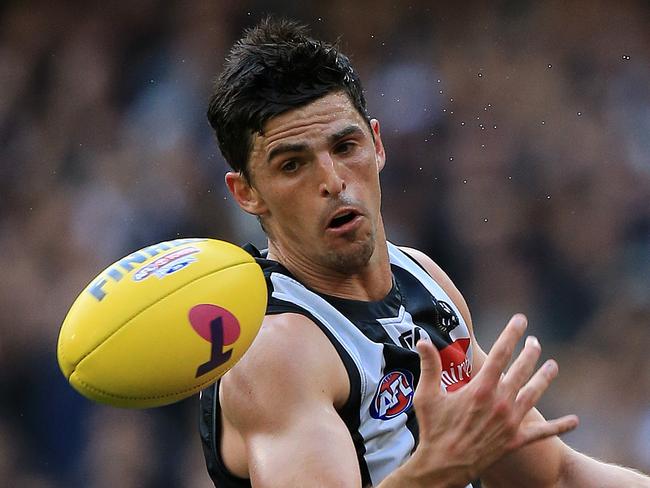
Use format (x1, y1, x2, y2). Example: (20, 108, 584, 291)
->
(199, 17, 649, 487)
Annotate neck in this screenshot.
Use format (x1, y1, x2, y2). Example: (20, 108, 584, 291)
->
(266, 228, 392, 302)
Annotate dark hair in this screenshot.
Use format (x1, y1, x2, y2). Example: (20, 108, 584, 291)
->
(207, 17, 370, 180)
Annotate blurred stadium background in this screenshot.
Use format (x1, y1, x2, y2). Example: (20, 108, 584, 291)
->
(1, 0, 649, 486)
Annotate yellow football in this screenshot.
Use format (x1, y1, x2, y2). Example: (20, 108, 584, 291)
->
(57, 238, 267, 408)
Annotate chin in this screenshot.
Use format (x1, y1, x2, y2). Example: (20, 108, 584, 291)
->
(324, 234, 376, 273)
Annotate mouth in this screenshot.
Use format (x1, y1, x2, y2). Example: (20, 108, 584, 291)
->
(326, 208, 363, 233)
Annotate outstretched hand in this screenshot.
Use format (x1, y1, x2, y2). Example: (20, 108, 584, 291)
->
(407, 314, 579, 486)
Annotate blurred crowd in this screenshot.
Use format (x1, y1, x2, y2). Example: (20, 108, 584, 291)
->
(1, 0, 648, 486)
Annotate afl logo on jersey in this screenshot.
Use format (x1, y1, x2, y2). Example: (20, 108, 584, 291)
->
(369, 370, 414, 420)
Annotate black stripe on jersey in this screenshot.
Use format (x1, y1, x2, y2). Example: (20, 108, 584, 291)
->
(392, 266, 456, 346)
(380, 343, 421, 451)
(199, 382, 251, 488)
(266, 300, 372, 487)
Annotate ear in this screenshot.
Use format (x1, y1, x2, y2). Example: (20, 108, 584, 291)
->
(225, 172, 268, 216)
(370, 119, 386, 172)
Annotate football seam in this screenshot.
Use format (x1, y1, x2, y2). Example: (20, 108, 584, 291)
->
(71, 368, 226, 401)
(59, 260, 256, 377)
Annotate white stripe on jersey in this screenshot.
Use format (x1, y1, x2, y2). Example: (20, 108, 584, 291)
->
(270, 272, 415, 485)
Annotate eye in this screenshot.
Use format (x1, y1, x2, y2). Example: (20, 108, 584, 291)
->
(334, 141, 356, 155)
(280, 159, 300, 173)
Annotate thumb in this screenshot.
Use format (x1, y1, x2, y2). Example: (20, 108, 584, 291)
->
(415, 339, 444, 402)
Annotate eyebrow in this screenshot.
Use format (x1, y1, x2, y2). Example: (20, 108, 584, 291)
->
(267, 142, 309, 164)
(266, 125, 365, 164)
(328, 125, 364, 144)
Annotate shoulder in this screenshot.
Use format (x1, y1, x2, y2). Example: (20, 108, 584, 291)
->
(397, 246, 474, 333)
(220, 312, 349, 433)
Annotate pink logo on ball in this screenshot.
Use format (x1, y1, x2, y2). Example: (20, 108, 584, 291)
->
(189, 304, 241, 377)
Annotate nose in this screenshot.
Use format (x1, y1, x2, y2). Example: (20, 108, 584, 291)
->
(317, 154, 346, 197)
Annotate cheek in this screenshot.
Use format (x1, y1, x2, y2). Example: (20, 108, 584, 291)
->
(356, 163, 381, 194)
(266, 188, 315, 229)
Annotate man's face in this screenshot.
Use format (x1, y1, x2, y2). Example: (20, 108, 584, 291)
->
(229, 91, 386, 274)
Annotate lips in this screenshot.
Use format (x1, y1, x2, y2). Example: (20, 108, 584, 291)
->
(327, 208, 361, 229)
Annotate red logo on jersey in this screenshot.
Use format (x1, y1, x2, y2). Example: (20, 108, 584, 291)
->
(369, 370, 415, 420)
(439, 338, 472, 392)
(189, 304, 241, 377)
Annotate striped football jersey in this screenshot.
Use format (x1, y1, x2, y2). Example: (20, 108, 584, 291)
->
(200, 242, 480, 488)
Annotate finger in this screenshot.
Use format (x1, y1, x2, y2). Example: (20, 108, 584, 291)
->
(514, 359, 559, 417)
(414, 339, 443, 406)
(478, 314, 528, 387)
(500, 335, 542, 398)
(513, 415, 580, 449)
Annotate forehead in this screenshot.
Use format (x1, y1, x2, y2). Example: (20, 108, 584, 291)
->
(249, 92, 367, 162)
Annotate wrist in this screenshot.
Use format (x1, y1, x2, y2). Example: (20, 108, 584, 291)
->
(380, 453, 470, 488)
